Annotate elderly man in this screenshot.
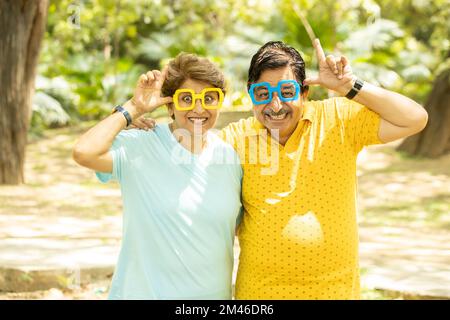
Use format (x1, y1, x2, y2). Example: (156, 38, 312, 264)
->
(218, 39, 427, 299)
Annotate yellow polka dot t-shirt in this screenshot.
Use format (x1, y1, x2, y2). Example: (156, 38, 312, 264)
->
(219, 97, 382, 299)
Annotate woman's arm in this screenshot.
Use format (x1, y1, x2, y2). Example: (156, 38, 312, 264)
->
(72, 69, 172, 172)
(72, 101, 142, 172)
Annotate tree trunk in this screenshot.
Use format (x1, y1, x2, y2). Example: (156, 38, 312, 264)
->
(397, 68, 450, 158)
(0, 0, 49, 184)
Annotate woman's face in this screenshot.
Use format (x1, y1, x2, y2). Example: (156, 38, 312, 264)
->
(168, 78, 221, 136)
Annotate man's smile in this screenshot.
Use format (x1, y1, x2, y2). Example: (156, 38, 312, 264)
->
(263, 108, 291, 121)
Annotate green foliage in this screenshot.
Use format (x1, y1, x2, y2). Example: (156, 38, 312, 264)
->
(32, 92, 70, 128)
(33, 0, 449, 131)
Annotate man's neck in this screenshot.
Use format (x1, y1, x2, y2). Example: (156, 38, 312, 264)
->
(269, 123, 299, 146)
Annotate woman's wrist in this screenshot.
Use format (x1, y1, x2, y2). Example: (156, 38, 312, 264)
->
(123, 99, 145, 120)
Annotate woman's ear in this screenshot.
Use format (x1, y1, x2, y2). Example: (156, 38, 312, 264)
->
(167, 103, 175, 120)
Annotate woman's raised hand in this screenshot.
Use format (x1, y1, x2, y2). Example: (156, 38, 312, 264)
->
(128, 69, 173, 116)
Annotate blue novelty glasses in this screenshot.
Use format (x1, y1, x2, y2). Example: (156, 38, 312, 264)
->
(248, 80, 301, 105)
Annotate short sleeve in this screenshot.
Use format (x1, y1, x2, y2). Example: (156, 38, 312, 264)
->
(95, 130, 135, 183)
(217, 121, 241, 150)
(333, 97, 382, 152)
(217, 117, 259, 152)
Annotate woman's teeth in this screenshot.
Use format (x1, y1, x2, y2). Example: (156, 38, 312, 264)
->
(188, 117, 208, 124)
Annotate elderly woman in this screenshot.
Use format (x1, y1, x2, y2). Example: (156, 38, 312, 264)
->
(72, 53, 242, 300)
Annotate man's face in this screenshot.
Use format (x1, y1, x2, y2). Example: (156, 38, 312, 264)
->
(251, 66, 306, 143)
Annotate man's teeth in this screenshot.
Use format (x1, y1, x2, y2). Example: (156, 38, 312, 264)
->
(267, 113, 287, 120)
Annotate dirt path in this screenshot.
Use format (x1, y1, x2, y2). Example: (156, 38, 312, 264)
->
(0, 122, 449, 299)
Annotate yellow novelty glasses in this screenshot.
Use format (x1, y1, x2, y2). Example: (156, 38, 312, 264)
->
(173, 88, 224, 111)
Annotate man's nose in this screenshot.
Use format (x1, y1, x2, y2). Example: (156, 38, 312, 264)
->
(268, 94, 283, 113)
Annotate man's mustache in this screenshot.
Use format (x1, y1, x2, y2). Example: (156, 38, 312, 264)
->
(263, 108, 290, 116)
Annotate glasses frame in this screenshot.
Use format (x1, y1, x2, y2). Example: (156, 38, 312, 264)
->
(248, 80, 301, 105)
(173, 88, 224, 111)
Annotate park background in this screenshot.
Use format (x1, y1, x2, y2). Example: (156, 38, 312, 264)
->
(0, 0, 449, 299)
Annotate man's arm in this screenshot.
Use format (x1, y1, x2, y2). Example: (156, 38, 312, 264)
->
(337, 80, 428, 144)
(304, 39, 428, 143)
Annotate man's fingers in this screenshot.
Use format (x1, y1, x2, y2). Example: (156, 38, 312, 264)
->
(303, 77, 321, 86)
(313, 38, 326, 63)
(143, 118, 156, 128)
(132, 118, 148, 130)
(336, 60, 344, 79)
(126, 124, 137, 130)
(326, 55, 338, 75)
(341, 55, 349, 67)
(343, 64, 352, 73)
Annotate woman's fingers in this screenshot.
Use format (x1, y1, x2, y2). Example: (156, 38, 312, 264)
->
(139, 70, 164, 87)
(161, 66, 169, 81)
(138, 74, 148, 86)
(153, 70, 162, 81)
(326, 55, 338, 75)
(146, 71, 155, 82)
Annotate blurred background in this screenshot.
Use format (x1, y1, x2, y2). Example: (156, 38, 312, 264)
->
(0, 0, 449, 299)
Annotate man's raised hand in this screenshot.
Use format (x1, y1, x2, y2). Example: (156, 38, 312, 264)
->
(303, 39, 356, 95)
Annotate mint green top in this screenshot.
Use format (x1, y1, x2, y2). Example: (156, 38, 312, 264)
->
(96, 125, 242, 299)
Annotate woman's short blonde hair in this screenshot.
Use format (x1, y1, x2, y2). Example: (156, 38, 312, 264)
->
(162, 52, 226, 99)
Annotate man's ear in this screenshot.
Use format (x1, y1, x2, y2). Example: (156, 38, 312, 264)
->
(301, 87, 309, 100)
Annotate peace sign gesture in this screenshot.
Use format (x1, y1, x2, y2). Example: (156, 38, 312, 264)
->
(303, 39, 356, 95)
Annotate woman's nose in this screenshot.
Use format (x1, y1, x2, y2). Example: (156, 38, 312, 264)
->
(193, 98, 203, 112)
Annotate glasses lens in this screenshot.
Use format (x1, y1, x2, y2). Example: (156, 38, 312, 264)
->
(177, 91, 193, 109)
(203, 90, 220, 106)
(252, 84, 270, 102)
(280, 83, 297, 99)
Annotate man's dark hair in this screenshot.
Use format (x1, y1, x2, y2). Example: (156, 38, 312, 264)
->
(247, 41, 308, 92)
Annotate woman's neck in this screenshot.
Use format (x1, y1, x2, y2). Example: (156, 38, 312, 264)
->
(169, 122, 207, 154)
